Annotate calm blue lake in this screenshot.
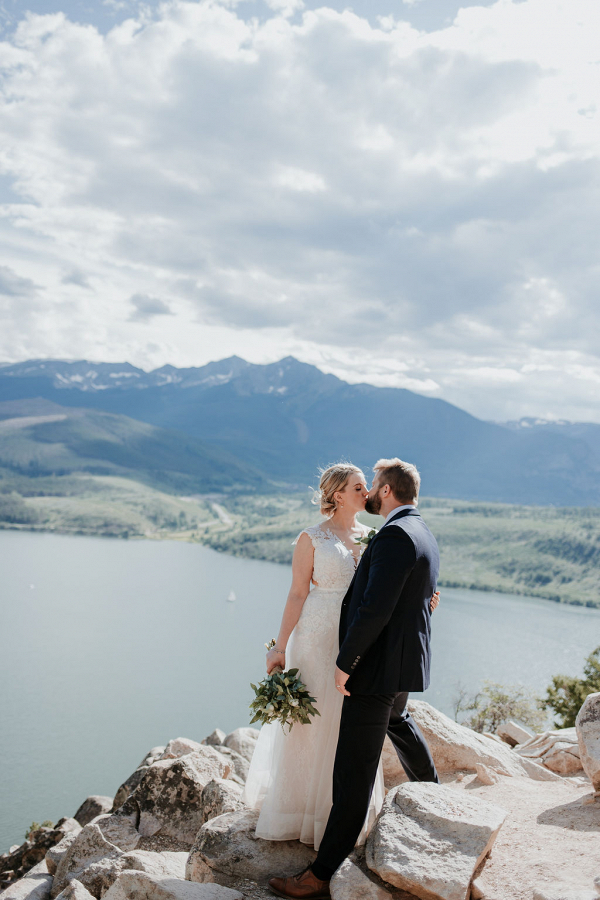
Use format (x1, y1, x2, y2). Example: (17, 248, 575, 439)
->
(1, 530, 598, 852)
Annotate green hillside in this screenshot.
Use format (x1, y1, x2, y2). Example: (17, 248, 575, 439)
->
(0, 400, 267, 494)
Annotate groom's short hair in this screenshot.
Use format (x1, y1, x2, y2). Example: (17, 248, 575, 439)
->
(373, 458, 420, 504)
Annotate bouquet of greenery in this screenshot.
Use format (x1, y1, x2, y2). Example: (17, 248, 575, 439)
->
(249, 641, 321, 732)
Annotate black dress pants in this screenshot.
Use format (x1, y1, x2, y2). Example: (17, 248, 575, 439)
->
(311, 691, 439, 882)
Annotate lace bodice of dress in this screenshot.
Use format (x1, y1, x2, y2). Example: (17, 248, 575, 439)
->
(298, 522, 369, 592)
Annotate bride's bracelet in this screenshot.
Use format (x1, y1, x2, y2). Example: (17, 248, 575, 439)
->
(272, 648, 285, 654)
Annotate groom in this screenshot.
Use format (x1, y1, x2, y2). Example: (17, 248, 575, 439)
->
(269, 458, 440, 900)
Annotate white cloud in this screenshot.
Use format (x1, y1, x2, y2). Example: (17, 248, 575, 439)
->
(0, 1, 599, 420)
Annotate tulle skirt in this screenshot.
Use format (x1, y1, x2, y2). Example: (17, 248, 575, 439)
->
(243, 586, 385, 849)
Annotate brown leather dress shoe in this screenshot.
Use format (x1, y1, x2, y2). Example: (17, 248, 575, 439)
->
(268, 866, 331, 899)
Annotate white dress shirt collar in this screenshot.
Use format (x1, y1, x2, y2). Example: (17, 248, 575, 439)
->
(383, 504, 416, 525)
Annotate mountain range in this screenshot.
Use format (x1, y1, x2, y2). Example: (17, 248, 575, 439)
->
(0, 357, 598, 505)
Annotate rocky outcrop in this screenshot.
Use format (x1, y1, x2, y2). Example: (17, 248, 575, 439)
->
(104, 871, 243, 900)
(202, 731, 226, 748)
(112, 747, 166, 812)
(366, 783, 507, 900)
(330, 853, 404, 900)
(533, 888, 598, 900)
(1, 821, 81, 891)
(576, 692, 600, 789)
(409, 701, 541, 778)
(496, 722, 532, 747)
(186, 809, 316, 886)
(132, 748, 231, 846)
(53, 879, 94, 900)
(73, 800, 113, 829)
(221, 729, 258, 764)
(516, 728, 583, 776)
(0, 861, 53, 900)
(46, 834, 80, 877)
(212, 749, 248, 786)
(199, 781, 246, 826)
(51, 816, 140, 898)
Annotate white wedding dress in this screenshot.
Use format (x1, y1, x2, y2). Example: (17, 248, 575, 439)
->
(243, 522, 385, 850)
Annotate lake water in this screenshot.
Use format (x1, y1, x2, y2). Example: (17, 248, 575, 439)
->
(1, 530, 598, 852)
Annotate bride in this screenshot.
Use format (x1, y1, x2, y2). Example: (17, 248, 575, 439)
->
(243, 462, 440, 850)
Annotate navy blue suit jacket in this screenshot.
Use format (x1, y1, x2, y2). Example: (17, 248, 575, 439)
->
(336, 508, 439, 694)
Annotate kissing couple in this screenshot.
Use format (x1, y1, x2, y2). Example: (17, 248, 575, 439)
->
(243, 457, 441, 899)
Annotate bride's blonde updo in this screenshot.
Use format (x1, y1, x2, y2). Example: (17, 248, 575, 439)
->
(313, 463, 363, 517)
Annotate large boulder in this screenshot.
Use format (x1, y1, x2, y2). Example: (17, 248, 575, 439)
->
(104, 872, 243, 900)
(221, 729, 258, 764)
(366, 783, 507, 900)
(199, 781, 246, 826)
(516, 728, 583, 775)
(118, 851, 188, 880)
(496, 722, 533, 747)
(112, 747, 166, 811)
(212, 748, 249, 785)
(202, 731, 226, 748)
(576, 693, 600, 789)
(46, 834, 81, 877)
(0, 861, 52, 900)
(380, 737, 408, 790)
(53, 880, 95, 900)
(409, 701, 543, 778)
(160, 740, 203, 761)
(51, 816, 140, 898)
(73, 799, 113, 829)
(131, 748, 231, 847)
(186, 809, 316, 886)
(330, 856, 398, 900)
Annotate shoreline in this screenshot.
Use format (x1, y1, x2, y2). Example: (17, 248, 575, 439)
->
(2, 521, 599, 611)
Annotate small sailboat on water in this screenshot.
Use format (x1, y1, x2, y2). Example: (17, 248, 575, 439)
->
(227, 590, 236, 603)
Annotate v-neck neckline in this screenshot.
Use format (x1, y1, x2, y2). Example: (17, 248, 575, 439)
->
(321, 525, 362, 565)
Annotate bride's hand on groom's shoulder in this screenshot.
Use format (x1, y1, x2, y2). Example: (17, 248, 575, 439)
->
(430, 591, 441, 613)
(266, 648, 285, 674)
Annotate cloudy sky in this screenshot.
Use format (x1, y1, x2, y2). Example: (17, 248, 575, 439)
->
(1, 0, 600, 422)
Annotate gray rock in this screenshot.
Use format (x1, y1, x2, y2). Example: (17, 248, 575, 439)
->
(543, 744, 584, 776)
(112, 748, 166, 812)
(53, 879, 94, 900)
(104, 871, 243, 899)
(199, 780, 246, 826)
(46, 835, 80, 877)
(330, 858, 394, 899)
(161, 739, 203, 760)
(212, 749, 249, 785)
(576, 693, 600, 790)
(0, 861, 53, 900)
(533, 889, 598, 900)
(518, 758, 565, 782)
(366, 783, 507, 900)
(408, 701, 535, 778)
(474, 765, 500, 786)
(132, 748, 230, 847)
(186, 809, 316, 885)
(3, 822, 81, 887)
(381, 737, 408, 790)
(202, 731, 226, 748)
(51, 816, 140, 899)
(118, 851, 188, 880)
(221, 729, 259, 764)
(496, 722, 533, 747)
(73, 799, 113, 829)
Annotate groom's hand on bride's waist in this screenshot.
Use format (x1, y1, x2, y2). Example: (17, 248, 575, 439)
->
(335, 666, 351, 696)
